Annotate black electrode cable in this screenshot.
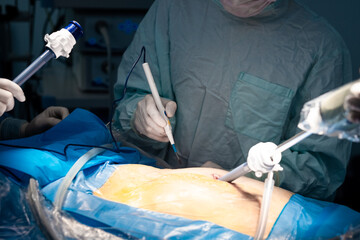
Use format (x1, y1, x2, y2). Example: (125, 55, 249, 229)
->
(108, 46, 146, 151)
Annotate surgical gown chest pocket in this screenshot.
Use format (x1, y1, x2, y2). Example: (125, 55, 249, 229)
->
(225, 72, 295, 143)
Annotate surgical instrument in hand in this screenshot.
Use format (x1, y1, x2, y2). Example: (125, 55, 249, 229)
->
(219, 131, 312, 183)
(142, 62, 180, 160)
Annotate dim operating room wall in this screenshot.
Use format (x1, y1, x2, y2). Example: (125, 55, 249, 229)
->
(5, 1, 360, 82)
(296, 0, 360, 80)
(0, 0, 63, 78)
(3, 1, 360, 93)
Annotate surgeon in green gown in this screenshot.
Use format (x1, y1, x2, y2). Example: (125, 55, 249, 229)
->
(112, 0, 353, 200)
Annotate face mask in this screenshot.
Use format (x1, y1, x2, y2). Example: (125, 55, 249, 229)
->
(220, 0, 276, 18)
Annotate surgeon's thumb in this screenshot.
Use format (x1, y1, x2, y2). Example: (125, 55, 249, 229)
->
(162, 98, 177, 118)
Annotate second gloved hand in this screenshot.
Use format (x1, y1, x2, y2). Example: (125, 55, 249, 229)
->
(20, 106, 69, 137)
(247, 142, 283, 178)
(0, 78, 26, 117)
(133, 94, 177, 142)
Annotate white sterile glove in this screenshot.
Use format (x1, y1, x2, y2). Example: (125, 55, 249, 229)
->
(344, 82, 360, 123)
(133, 94, 177, 142)
(0, 78, 26, 117)
(20, 106, 69, 137)
(247, 142, 283, 178)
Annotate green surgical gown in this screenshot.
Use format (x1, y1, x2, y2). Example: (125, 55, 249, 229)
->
(113, 0, 353, 200)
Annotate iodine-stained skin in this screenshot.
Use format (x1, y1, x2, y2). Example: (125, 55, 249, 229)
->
(93, 164, 293, 238)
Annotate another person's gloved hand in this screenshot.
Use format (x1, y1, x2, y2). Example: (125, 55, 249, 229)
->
(20, 106, 69, 137)
(0, 78, 26, 117)
(247, 142, 283, 178)
(133, 94, 177, 142)
(345, 82, 360, 123)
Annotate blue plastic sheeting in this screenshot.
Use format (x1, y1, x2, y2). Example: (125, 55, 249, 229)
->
(41, 162, 251, 240)
(1, 108, 360, 239)
(0, 108, 155, 187)
(0, 172, 46, 239)
(41, 160, 360, 240)
(0, 109, 250, 239)
(268, 194, 360, 239)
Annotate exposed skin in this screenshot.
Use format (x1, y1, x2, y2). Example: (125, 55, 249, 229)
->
(94, 164, 293, 238)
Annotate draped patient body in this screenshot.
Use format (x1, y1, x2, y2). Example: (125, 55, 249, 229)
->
(93, 164, 293, 237)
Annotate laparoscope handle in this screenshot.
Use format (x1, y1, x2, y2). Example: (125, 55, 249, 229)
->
(12, 50, 55, 86)
(12, 21, 83, 86)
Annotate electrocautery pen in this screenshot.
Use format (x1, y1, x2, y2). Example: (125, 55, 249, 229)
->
(142, 62, 180, 160)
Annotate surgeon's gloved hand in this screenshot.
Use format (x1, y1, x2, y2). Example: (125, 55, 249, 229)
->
(20, 106, 69, 137)
(345, 82, 360, 123)
(133, 94, 177, 142)
(247, 142, 283, 178)
(0, 78, 26, 117)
